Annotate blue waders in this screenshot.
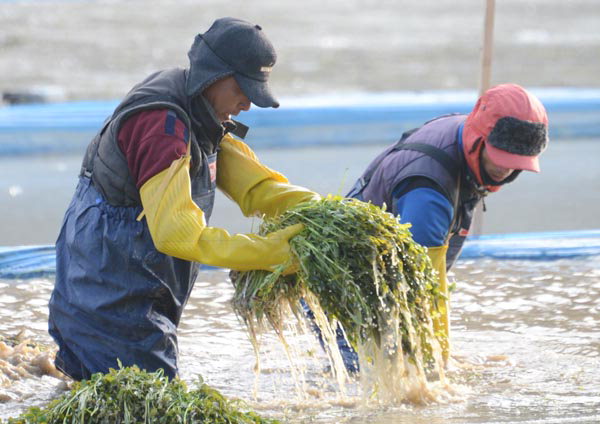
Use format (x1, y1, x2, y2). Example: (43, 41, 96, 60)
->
(48, 177, 199, 380)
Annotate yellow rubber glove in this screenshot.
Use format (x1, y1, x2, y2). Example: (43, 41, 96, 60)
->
(217, 134, 320, 218)
(138, 154, 303, 271)
(426, 245, 450, 362)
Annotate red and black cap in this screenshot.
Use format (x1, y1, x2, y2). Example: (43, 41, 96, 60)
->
(463, 84, 549, 189)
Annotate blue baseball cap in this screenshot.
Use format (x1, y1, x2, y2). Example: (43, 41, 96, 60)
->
(186, 17, 279, 108)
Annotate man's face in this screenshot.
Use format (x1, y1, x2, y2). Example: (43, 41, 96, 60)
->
(481, 145, 515, 182)
(202, 76, 251, 122)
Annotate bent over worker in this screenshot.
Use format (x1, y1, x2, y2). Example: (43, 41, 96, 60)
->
(341, 83, 549, 369)
(48, 17, 319, 380)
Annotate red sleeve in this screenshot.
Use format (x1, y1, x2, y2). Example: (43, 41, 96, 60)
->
(117, 109, 189, 189)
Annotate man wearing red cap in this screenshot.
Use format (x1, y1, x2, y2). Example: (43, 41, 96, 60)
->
(340, 83, 549, 369)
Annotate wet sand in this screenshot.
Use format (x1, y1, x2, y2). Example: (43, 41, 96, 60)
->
(1, 0, 599, 101)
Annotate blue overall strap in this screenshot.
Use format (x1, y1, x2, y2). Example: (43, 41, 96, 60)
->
(347, 126, 461, 200)
(396, 143, 460, 180)
(346, 127, 418, 199)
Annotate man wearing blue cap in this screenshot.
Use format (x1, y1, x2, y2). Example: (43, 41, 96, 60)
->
(48, 17, 319, 380)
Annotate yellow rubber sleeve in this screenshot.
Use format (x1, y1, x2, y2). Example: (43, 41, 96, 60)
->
(138, 155, 304, 271)
(217, 134, 320, 218)
(426, 245, 450, 361)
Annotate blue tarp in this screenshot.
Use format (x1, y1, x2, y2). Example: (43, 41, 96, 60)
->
(2, 230, 599, 279)
(1, 88, 600, 155)
(0, 245, 56, 279)
(460, 229, 600, 261)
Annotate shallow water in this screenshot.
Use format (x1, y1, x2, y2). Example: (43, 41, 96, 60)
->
(1, 257, 599, 423)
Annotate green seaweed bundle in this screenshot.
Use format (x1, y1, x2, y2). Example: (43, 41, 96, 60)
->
(6, 365, 277, 424)
(231, 196, 443, 365)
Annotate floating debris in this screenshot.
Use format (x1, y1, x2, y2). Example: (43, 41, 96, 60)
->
(0, 331, 65, 401)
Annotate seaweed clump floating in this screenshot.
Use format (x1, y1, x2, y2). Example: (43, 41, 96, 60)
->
(231, 196, 448, 404)
(5, 364, 278, 424)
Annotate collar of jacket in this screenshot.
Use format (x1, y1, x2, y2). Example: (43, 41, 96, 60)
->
(188, 95, 226, 154)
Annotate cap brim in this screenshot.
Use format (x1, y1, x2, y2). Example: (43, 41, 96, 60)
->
(234, 74, 279, 108)
(486, 141, 541, 172)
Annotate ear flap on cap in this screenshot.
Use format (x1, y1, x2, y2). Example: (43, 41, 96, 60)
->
(487, 116, 548, 156)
